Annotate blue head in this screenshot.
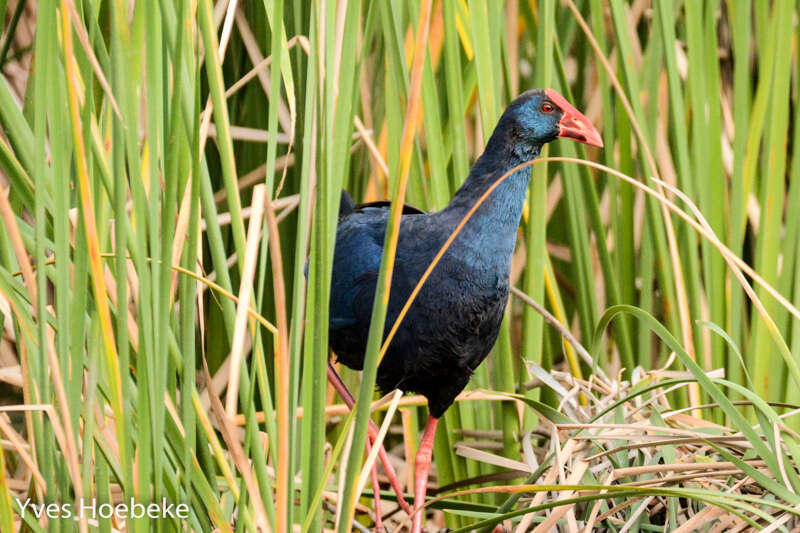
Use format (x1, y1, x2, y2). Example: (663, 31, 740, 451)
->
(498, 89, 603, 152)
(448, 88, 603, 226)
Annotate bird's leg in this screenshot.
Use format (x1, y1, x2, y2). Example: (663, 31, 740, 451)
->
(367, 441, 383, 532)
(411, 415, 439, 533)
(326, 361, 414, 517)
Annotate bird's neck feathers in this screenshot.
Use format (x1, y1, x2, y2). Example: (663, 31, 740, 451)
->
(442, 115, 541, 264)
(479, 114, 543, 168)
(450, 114, 542, 208)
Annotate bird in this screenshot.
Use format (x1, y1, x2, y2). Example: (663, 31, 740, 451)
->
(327, 88, 602, 532)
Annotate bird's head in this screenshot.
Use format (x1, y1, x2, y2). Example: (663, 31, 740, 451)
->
(503, 89, 603, 149)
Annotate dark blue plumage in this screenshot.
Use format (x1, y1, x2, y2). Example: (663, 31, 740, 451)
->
(328, 89, 603, 418)
(326, 90, 602, 531)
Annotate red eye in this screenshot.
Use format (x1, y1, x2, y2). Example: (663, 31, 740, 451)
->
(541, 102, 554, 113)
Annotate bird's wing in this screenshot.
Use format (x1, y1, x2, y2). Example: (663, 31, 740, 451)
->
(329, 199, 429, 332)
(329, 211, 387, 331)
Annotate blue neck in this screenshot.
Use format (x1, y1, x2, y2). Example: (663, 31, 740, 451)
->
(441, 121, 541, 270)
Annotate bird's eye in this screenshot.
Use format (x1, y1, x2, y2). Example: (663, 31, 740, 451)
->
(541, 102, 554, 113)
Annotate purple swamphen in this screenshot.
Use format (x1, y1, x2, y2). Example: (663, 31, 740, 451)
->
(327, 89, 602, 532)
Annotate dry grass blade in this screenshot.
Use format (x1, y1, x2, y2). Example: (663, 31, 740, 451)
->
(530, 457, 588, 532)
(0, 413, 44, 492)
(0, 185, 36, 310)
(234, 8, 292, 134)
(264, 191, 291, 533)
(225, 184, 267, 416)
(511, 285, 608, 382)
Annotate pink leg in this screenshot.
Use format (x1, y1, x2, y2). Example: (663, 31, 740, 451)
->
(411, 415, 438, 533)
(326, 361, 414, 517)
(368, 439, 383, 531)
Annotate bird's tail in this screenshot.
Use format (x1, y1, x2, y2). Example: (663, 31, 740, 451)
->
(339, 190, 355, 217)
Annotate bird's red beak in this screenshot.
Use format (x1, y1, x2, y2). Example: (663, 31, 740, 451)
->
(545, 88, 604, 148)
